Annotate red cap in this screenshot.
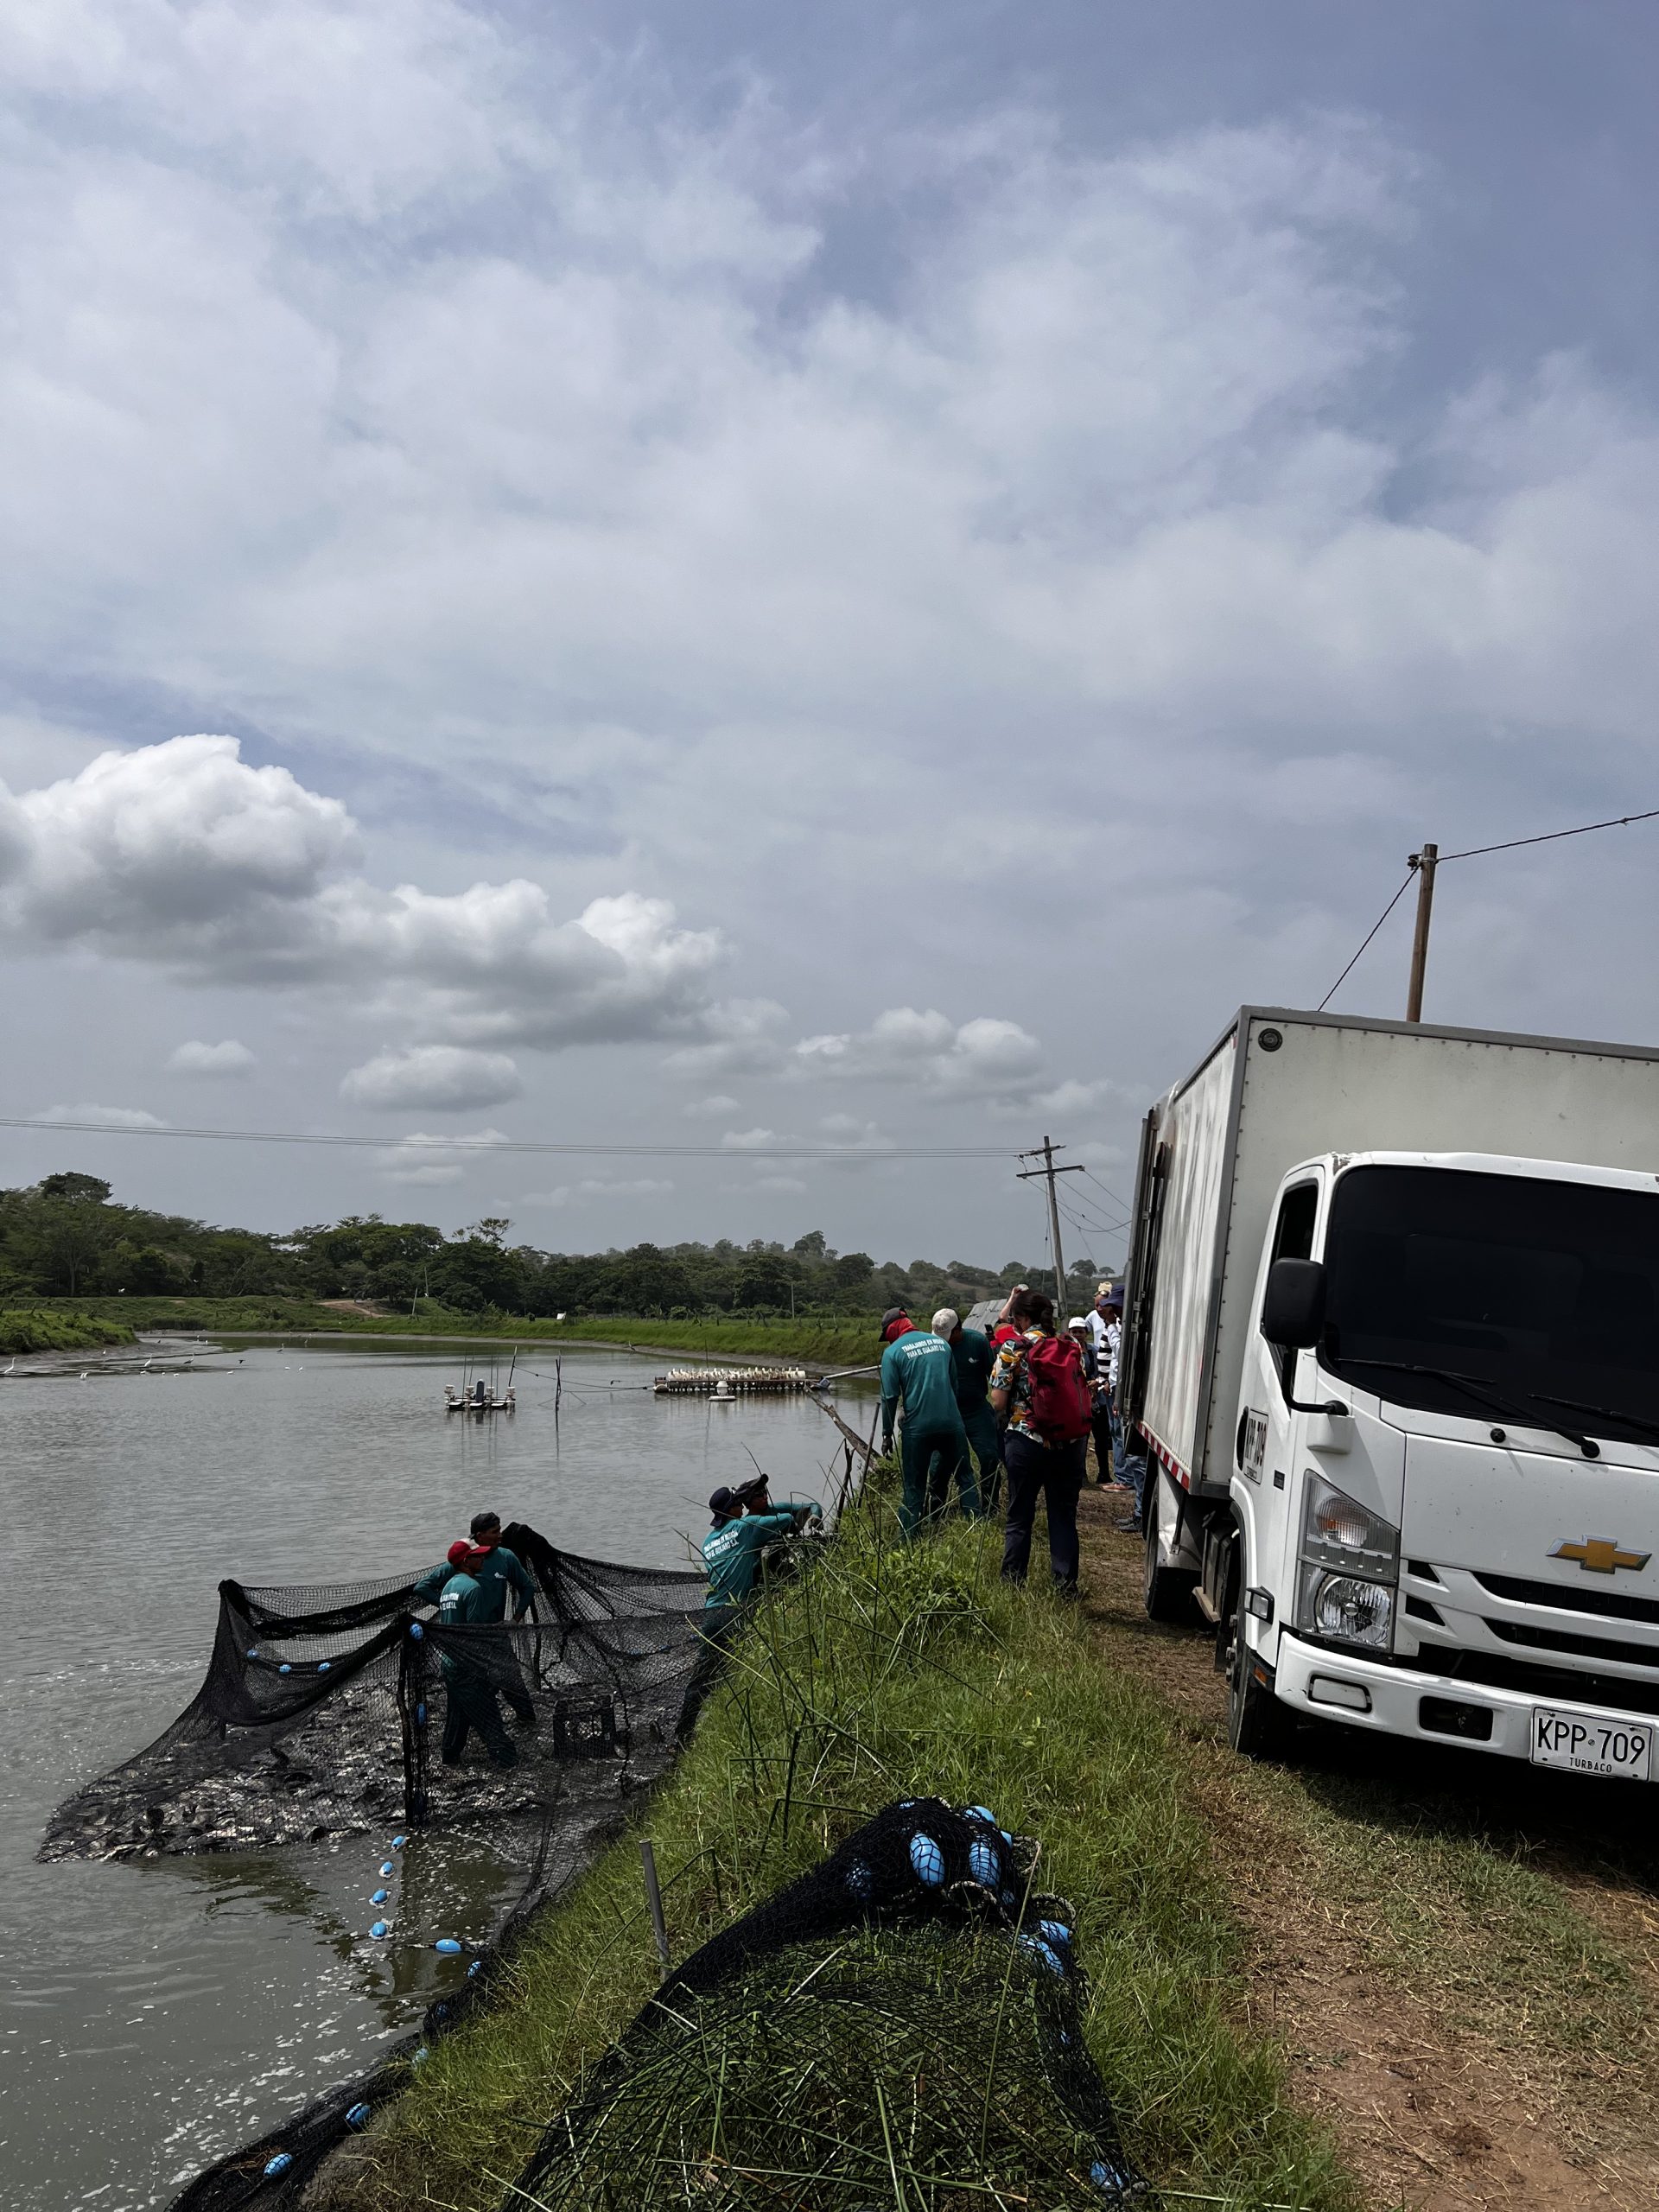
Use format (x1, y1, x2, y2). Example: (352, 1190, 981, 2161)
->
(446, 1539, 474, 1567)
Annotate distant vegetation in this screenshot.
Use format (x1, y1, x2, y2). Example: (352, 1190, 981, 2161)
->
(0, 1173, 1113, 1328)
(0, 1307, 133, 1354)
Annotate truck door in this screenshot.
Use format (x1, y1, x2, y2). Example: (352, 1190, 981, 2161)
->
(1234, 1177, 1320, 1636)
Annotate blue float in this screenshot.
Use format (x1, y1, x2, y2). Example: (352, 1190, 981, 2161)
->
(844, 1858, 874, 1899)
(317, 1660, 330, 1674)
(967, 1839, 1001, 1889)
(264, 2153, 292, 2177)
(278, 1663, 292, 1675)
(1090, 2160, 1123, 2193)
(1001, 1889, 1016, 1910)
(346, 2102, 372, 2131)
(964, 1804, 996, 1825)
(414, 1704, 427, 1726)
(371, 1921, 390, 1940)
(1020, 1935, 1065, 1976)
(380, 1861, 394, 1877)
(435, 1938, 462, 1955)
(908, 1833, 944, 1887)
(467, 1960, 481, 1977)
(391, 1834, 408, 1848)
(371, 1889, 388, 1906)
(1039, 1919, 1072, 1948)
(409, 1623, 424, 1641)
(410, 2047, 429, 2068)
(245, 1648, 259, 1661)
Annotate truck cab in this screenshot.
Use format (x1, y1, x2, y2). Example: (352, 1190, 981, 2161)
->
(1217, 1149, 1659, 1776)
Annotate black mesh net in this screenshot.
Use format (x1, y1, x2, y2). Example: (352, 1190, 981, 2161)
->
(517, 1796, 1148, 2209)
(41, 1524, 713, 1863)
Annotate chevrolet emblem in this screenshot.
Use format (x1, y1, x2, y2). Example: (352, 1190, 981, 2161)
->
(1551, 1536, 1652, 1575)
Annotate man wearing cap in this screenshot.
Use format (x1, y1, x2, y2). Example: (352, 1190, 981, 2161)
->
(461, 1511, 537, 1624)
(702, 1478, 822, 1606)
(880, 1308, 969, 1537)
(432, 1541, 520, 1770)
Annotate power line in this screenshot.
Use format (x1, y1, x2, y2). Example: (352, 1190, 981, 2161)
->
(1317, 871, 1416, 1013)
(0, 1115, 1015, 1162)
(1080, 1167, 1130, 1213)
(1440, 807, 1659, 864)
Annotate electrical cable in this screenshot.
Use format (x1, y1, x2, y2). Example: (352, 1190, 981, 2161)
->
(1080, 1168, 1131, 1213)
(0, 1115, 1014, 1161)
(1316, 871, 1416, 1013)
(1439, 807, 1659, 864)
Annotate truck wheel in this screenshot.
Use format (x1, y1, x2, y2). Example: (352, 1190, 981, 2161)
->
(1225, 1589, 1294, 1759)
(1143, 1510, 1198, 1624)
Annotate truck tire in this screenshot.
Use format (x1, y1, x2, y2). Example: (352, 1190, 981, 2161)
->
(1225, 1584, 1294, 1759)
(1143, 1508, 1198, 1624)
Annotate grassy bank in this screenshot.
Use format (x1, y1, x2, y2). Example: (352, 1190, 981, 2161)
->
(0, 1307, 134, 1353)
(327, 1485, 1359, 2212)
(38, 1300, 881, 1366)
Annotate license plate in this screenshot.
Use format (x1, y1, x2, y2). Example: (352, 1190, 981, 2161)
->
(1530, 1707, 1654, 1780)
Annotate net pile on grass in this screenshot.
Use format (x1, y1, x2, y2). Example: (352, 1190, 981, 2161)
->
(515, 1796, 1147, 2210)
(40, 1523, 715, 1862)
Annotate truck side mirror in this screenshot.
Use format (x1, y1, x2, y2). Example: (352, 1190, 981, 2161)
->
(1261, 1257, 1325, 1350)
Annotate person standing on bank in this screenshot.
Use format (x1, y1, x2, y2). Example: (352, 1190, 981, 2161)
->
(989, 1290, 1092, 1593)
(933, 1307, 995, 1515)
(880, 1306, 971, 1537)
(434, 1541, 520, 1770)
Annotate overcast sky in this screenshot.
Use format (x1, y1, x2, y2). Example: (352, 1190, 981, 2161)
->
(3, 1, 1658, 1273)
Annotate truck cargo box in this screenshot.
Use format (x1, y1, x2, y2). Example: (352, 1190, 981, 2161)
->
(1120, 1007, 1659, 1500)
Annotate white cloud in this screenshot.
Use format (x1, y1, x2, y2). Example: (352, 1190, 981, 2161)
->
(522, 1176, 675, 1207)
(683, 1093, 741, 1119)
(37, 1101, 168, 1128)
(0, 738, 727, 1047)
(341, 1045, 522, 1112)
(791, 1009, 1048, 1100)
(376, 1125, 508, 1183)
(720, 1127, 781, 1150)
(166, 1038, 255, 1077)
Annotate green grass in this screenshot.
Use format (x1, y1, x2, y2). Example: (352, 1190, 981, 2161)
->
(0, 1307, 134, 1353)
(328, 1484, 1361, 2212)
(37, 1300, 882, 1366)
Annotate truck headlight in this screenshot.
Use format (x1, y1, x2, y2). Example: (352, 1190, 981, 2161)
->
(1296, 1473, 1399, 1650)
(1298, 1567, 1395, 1649)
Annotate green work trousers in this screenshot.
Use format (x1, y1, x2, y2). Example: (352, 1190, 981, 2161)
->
(899, 1421, 971, 1537)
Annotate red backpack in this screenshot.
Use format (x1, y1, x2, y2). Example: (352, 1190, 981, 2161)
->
(1021, 1332, 1093, 1445)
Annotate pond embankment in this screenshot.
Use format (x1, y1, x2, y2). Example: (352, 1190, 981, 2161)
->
(0, 1307, 133, 1354)
(316, 1476, 1361, 2212)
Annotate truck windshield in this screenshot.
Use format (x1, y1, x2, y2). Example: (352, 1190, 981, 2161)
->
(1321, 1166, 1659, 1447)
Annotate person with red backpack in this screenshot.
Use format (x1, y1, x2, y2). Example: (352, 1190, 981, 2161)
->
(988, 1289, 1091, 1593)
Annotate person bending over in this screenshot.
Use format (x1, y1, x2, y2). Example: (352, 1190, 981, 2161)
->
(702, 1477, 821, 1606)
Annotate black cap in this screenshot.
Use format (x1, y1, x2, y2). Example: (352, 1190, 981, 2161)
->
(880, 1306, 908, 1335)
(709, 1485, 741, 1518)
(469, 1510, 501, 1537)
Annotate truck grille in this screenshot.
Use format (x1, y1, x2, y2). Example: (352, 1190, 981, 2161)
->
(1486, 1618, 1659, 1670)
(1417, 1641, 1659, 1719)
(1474, 1572, 1659, 1628)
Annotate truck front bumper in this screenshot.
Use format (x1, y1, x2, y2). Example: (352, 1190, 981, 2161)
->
(1273, 1630, 1655, 1766)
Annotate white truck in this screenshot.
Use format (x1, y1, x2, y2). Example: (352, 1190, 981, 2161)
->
(1120, 1006, 1659, 1781)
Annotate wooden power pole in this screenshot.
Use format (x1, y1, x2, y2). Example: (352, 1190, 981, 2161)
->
(1405, 842, 1438, 1022)
(1017, 1136, 1085, 1307)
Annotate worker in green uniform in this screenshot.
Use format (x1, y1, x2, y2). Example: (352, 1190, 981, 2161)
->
(410, 1511, 536, 1621)
(935, 1306, 997, 1514)
(702, 1477, 822, 1605)
(879, 1307, 969, 1537)
(433, 1541, 520, 1770)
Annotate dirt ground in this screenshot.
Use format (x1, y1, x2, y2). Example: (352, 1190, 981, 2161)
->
(1074, 1486, 1659, 2212)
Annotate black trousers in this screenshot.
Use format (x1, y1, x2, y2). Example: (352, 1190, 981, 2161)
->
(440, 1669, 519, 1768)
(1090, 1402, 1116, 1488)
(1001, 1431, 1086, 1590)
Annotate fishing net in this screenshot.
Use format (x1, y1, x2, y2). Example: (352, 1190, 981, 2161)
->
(517, 1796, 1147, 2209)
(40, 1523, 714, 1862)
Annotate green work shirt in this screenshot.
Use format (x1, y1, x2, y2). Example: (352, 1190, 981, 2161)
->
(435, 1569, 488, 1676)
(950, 1326, 995, 1414)
(880, 1327, 968, 1447)
(702, 1505, 815, 1607)
(410, 1544, 534, 1620)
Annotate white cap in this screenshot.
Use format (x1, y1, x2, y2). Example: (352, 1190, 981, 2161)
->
(931, 1307, 959, 1335)
(1067, 1315, 1088, 1330)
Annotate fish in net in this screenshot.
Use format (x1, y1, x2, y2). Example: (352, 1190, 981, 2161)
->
(516, 1796, 1148, 2209)
(40, 1523, 716, 1862)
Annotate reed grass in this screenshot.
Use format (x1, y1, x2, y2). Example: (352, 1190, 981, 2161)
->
(0, 1306, 134, 1353)
(323, 1477, 1361, 2212)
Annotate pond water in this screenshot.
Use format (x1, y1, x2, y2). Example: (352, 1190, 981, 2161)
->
(0, 1337, 865, 2211)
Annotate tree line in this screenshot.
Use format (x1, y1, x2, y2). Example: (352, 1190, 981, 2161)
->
(0, 1173, 1111, 1319)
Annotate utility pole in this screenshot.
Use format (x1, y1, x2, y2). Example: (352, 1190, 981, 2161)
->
(1016, 1136, 1085, 1307)
(1406, 842, 1438, 1022)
